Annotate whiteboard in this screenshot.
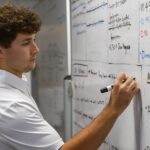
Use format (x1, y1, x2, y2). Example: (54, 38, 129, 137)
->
(108, 0, 139, 64)
(71, 0, 150, 149)
(72, 62, 141, 150)
(71, 0, 108, 62)
(141, 66, 150, 150)
(140, 0, 150, 65)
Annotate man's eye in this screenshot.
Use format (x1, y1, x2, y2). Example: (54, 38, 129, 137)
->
(22, 42, 30, 46)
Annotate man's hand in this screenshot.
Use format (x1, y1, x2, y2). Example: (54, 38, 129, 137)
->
(108, 72, 139, 116)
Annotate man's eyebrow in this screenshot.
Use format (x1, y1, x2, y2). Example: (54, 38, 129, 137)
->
(22, 37, 33, 41)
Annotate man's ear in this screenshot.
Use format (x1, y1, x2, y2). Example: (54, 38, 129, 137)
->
(0, 46, 7, 59)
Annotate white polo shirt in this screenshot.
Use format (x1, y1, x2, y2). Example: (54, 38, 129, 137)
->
(0, 70, 64, 150)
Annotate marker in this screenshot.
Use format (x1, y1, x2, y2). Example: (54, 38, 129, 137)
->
(100, 78, 135, 93)
(100, 85, 114, 93)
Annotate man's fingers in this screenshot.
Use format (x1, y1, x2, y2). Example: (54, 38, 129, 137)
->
(128, 80, 136, 90)
(115, 73, 139, 96)
(115, 72, 127, 85)
(131, 85, 139, 95)
(123, 77, 135, 87)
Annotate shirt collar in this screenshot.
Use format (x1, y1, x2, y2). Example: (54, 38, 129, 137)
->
(0, 69, 29, 94)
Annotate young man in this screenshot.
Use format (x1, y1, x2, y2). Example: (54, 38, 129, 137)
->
(0, 3, 139, 150)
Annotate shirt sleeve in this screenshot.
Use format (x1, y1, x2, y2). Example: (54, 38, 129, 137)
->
(0, 101, 64, 150)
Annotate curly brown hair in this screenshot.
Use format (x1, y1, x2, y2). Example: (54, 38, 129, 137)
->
(0, 3, 42, 48)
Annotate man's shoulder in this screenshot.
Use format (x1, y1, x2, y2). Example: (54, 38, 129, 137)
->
(0, 84, 30, 112)
(0, 84, 24, 99)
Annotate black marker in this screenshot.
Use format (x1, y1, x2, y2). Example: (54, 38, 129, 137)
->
(100, 78, 135, 93)
(100, 85, 114, 93)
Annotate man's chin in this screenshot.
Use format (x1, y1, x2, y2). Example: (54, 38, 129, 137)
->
(24, 64, 36, 73)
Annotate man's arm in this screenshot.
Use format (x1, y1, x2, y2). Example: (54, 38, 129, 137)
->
(60, 72, 139, 150)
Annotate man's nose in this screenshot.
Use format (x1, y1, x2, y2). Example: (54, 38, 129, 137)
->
(32, 41, 40, 53)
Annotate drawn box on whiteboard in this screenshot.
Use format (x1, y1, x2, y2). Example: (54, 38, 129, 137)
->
(72, 63, 88, 77)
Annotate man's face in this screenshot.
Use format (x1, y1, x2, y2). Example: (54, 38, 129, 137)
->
(3, 33, 39, 77)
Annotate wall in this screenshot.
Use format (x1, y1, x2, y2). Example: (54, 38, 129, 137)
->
(33, 0, 68, 139)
